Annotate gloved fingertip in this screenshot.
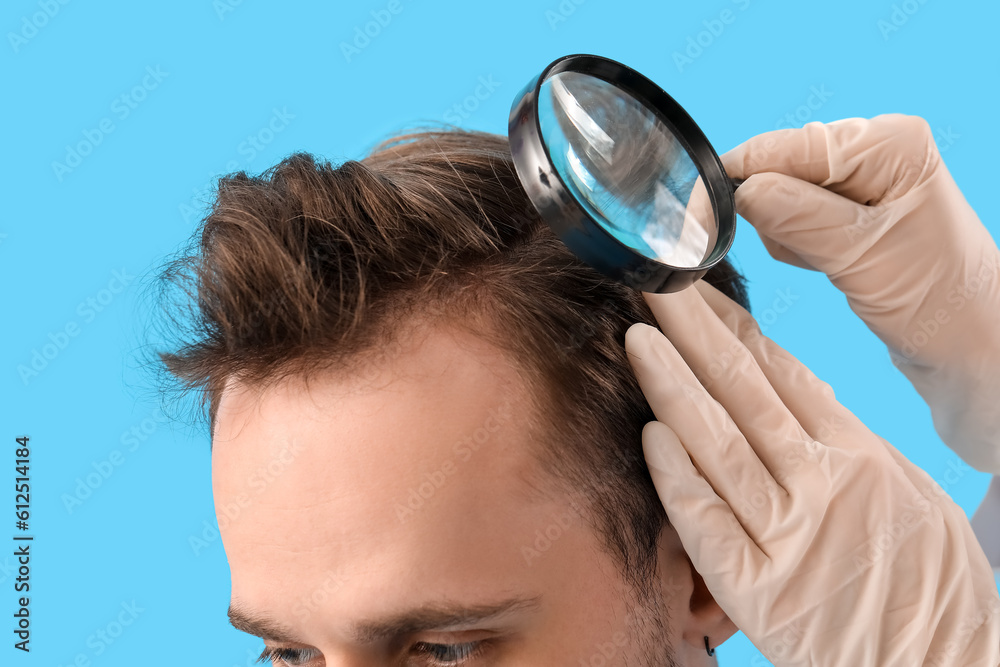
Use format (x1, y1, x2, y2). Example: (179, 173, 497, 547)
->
(733, 172, 814, 224)
(624, 321, 655, 351)
(732, 171, 771, 206)
(624, 323, 659, 373)
(625, 321, 655, 337)
(720, 145, 748, 180)
(732, 173, 762, 214)
(642, 421, 686, 474)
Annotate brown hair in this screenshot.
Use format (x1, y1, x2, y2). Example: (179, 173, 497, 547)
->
(156, 128, 749, 590)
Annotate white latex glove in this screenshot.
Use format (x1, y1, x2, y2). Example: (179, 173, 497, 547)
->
(722, 114, 1000, 474)
(626, 280, 1000, 666)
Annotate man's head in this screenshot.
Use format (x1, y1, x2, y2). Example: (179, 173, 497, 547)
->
(159, 129, 746, 664)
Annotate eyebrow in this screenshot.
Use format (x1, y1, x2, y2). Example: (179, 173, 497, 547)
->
(228, 602, 300, 643)
(228, 596, 541, 645)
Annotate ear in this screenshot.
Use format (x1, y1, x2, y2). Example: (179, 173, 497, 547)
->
(682, 552, 739, 654)
(657, 522, 739, 660)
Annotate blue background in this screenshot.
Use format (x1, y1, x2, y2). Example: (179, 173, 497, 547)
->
(3, 0, 998, 664)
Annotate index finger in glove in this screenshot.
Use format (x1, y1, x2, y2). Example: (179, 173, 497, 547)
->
(640, 285, 818, 485)
(722, 114, 940, 207)
(626, 322, 783, 510)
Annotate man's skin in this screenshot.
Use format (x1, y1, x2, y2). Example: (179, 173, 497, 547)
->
(213, 317, 738, 665)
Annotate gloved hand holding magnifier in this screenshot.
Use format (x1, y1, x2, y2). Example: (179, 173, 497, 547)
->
(509, 53, 740, 292)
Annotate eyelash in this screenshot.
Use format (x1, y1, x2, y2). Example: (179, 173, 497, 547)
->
(258, 641, 489, 666)
(412, 640, 488, 665)
(257, 646, 322, 666)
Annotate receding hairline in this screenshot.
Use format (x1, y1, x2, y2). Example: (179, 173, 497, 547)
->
(209, 305, 597, 514)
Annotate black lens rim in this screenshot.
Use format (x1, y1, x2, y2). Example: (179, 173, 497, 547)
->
(508, 53, 736, 293)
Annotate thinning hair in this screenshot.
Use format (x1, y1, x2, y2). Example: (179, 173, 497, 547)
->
(156, 128, 749, 590)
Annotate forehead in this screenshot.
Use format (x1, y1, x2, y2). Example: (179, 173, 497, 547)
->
(211, 323, 580, 631)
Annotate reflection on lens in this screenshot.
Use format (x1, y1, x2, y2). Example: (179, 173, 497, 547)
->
(537, 71, 718, 268)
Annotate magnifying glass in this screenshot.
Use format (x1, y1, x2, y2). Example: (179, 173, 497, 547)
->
(509, 54, 741, 293)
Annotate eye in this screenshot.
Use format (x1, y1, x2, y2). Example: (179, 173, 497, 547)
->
(411, 641, 485, 665)
(258, 645, 322, 666)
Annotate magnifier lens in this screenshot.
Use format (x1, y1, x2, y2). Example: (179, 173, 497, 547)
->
(509, 55, 736, 292)
(536, 71, 718, 269)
